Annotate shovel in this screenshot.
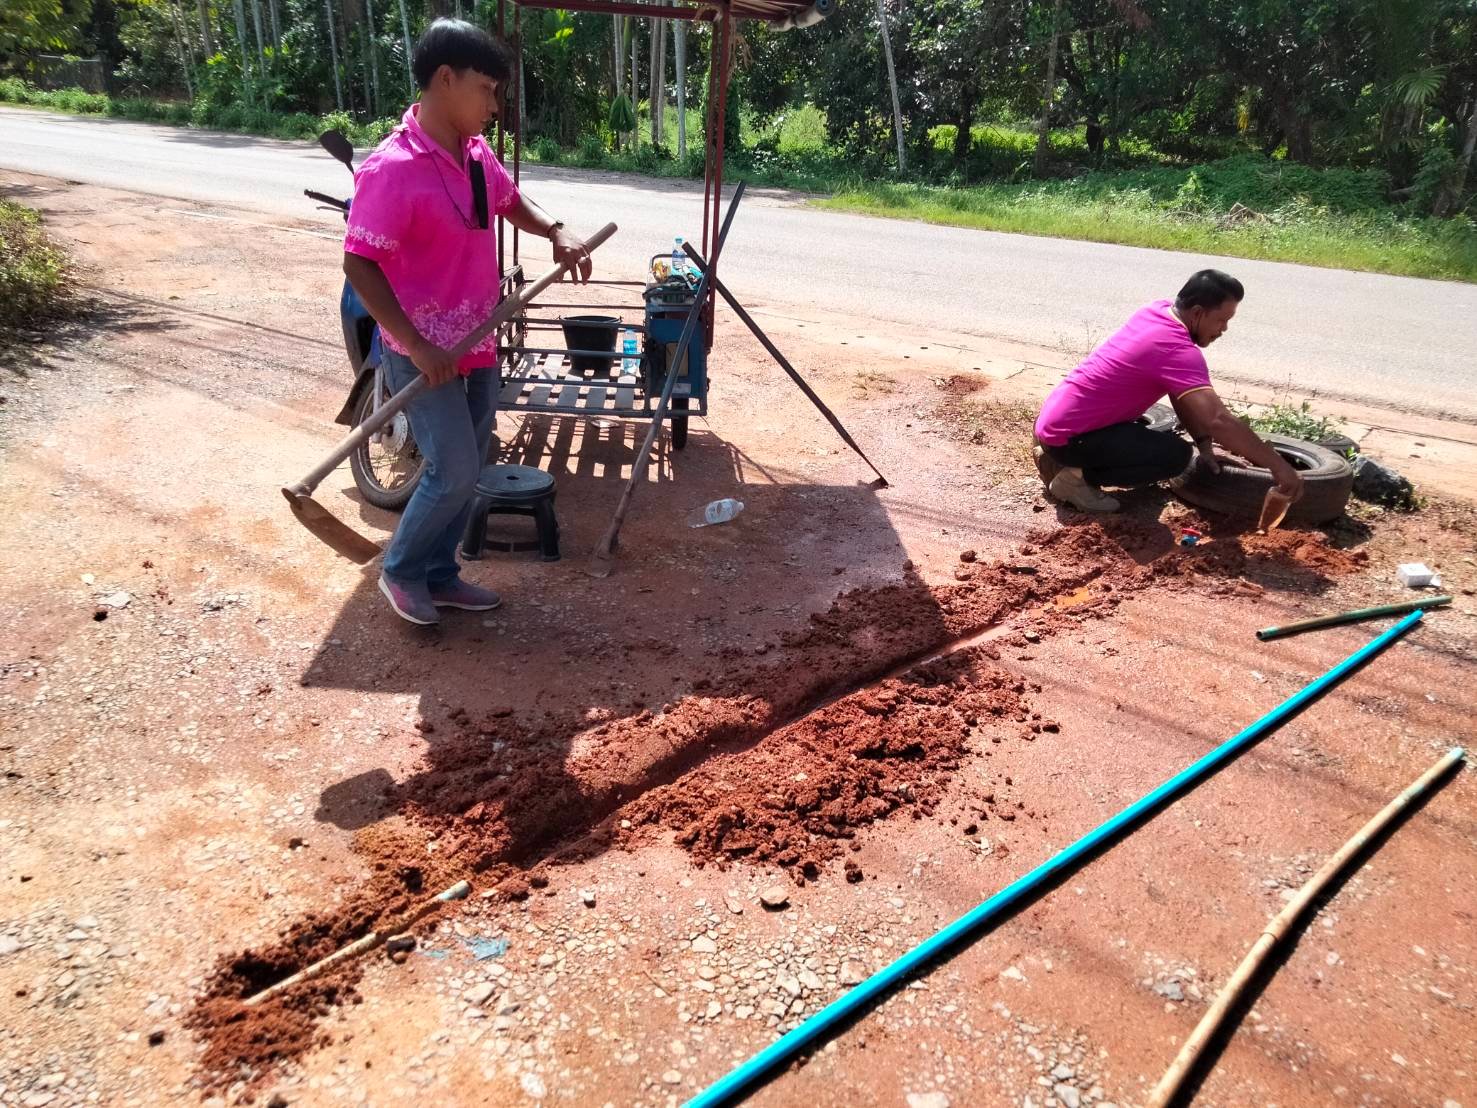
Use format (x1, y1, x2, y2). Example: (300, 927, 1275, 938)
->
(284, 222, 617, 561)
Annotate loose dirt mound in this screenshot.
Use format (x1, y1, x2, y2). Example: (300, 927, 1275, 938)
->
(191, 516, 1368, 1087)
(620, 651, 1033, 879)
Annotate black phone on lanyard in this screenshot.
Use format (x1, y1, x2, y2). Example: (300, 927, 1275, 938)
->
(469, 157, 489, 230)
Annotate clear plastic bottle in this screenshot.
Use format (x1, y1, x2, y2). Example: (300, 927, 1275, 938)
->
(621, 330, 639, 374)
(687, 498, 744, 528)
(672, 236, 688, 280)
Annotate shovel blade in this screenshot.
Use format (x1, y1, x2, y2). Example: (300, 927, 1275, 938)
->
(283, 488, 383, 564)
(584, 550, 614, 579)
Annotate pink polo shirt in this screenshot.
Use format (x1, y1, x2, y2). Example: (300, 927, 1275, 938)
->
(1034, 300, 1211, 446)
(345, 103, 520, 372)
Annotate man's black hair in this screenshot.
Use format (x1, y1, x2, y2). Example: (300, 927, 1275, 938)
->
(412, 18, 512, 90)
(1175, 269, 1244, 311)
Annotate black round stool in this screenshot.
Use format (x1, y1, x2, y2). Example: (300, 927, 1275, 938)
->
(460, 464, 560, 562)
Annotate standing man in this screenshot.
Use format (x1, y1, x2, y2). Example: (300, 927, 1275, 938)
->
(1033, 269, 1304, 512)
(344, 19, 595, 625)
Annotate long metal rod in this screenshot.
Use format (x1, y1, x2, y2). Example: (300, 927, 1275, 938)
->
(1256, 596, 1452, 641)
(682, 242, 887, 486)
(517, 0, 711, 17)
(508, 345, 630, 358)
(522, 319, 647, 331)
(704, 0, 732, 351)
(685, 610, 1426, 1108)
(1146, 745, 1466, 1108)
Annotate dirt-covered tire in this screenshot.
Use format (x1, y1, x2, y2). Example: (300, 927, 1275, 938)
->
(1173, 433, 1353, 526)
(1138, 402, 1179, 434)
(670, 395, 689, 450)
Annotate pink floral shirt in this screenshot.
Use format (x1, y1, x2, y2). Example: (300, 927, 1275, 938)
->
(344, 103, 520, 371)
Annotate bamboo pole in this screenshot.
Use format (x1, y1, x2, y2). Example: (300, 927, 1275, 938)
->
(244, 880, 471, 1007)
(1146, 746, 1467, 1108)
(1255, 596, 1452, 641)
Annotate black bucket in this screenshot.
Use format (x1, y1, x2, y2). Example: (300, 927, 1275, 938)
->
(560, 314, 620, 374)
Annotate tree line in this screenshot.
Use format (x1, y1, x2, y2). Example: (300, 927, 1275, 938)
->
(4, 0, 1475, 214)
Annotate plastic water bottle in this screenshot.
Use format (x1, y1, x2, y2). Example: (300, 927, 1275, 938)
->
(621, 330, 638, 374)
(687, 498, 744, 528)
(672, 236, 688, 280)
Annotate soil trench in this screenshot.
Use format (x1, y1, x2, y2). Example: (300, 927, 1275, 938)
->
(189, 517, 1368, 1088)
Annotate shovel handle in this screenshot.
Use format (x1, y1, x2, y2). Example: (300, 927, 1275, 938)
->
(285, 376, 427, 499)
(285, 222, 617, 499)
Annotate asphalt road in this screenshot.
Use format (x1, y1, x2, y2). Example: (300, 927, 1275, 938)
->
(4, 106, 1475, 419)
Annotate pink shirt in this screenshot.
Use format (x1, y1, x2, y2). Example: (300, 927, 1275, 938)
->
(1034, 300, 1210, 446)
(344, 103, 520, 371)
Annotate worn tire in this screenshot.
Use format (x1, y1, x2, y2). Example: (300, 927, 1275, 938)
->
(1173, 433, 1353, 526)
(670, 395, 689, 450)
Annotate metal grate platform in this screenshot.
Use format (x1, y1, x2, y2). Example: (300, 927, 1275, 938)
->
(499, 350, 693, 418)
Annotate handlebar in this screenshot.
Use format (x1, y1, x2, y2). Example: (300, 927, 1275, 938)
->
(304, 189, 349, 211)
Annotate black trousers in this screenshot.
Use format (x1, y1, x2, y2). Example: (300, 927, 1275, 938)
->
(1043, 421, 1193, 489)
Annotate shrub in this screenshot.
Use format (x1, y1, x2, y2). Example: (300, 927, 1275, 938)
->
(575, 133, 606, 167)
(0, 201, 74, 334)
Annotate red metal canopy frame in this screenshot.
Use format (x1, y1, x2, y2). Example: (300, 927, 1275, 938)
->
(491, 0, 812, 346)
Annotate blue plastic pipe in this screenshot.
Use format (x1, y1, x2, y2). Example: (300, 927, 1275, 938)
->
(686, 610, 1424, 1108)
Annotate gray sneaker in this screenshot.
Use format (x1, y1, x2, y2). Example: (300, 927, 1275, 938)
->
(379, 575, 440, 626)
(1048, 468, 1121, 512)
(429, 578, 502, 611)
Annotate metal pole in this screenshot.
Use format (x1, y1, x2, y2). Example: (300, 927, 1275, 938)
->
(512, 12, 522, 267)
(703, 1, 731, 352)
(496, 0, 507, 278)
(684, 610, 1427, 1108)
(699, 19, 718, 262)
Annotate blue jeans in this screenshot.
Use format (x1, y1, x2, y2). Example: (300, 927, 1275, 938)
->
(381, 349, 498, 587)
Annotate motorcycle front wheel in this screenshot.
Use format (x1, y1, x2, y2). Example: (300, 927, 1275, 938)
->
(349, 381, 427, 511)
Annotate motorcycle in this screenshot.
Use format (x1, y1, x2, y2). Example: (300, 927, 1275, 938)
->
(307, 130, 427, 511)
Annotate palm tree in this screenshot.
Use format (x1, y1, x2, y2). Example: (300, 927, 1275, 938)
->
(325, 0, 344, 109)
(196, 0, 213, 56)
(875, 0, 905, 171)
(231, 0, 252, 103)
(675, 19, 686, 159)
(1034, 0, 1064, 177)
(397, 0, 414, 94)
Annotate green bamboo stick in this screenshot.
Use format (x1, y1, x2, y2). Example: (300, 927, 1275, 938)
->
(1256, 596, 1452, 641)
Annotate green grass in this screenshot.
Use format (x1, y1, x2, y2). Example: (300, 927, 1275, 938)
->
(1239, 400, 1346, 443)
(0, 200, 74, 335)
(0, 77, 398, 146)
(822, 158, 1477, 282)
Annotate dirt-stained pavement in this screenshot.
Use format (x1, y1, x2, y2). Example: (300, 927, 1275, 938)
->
(1, 172, 1475, 1108)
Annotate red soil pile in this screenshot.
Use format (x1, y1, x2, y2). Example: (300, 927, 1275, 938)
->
(619, 650, 1033, 879)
